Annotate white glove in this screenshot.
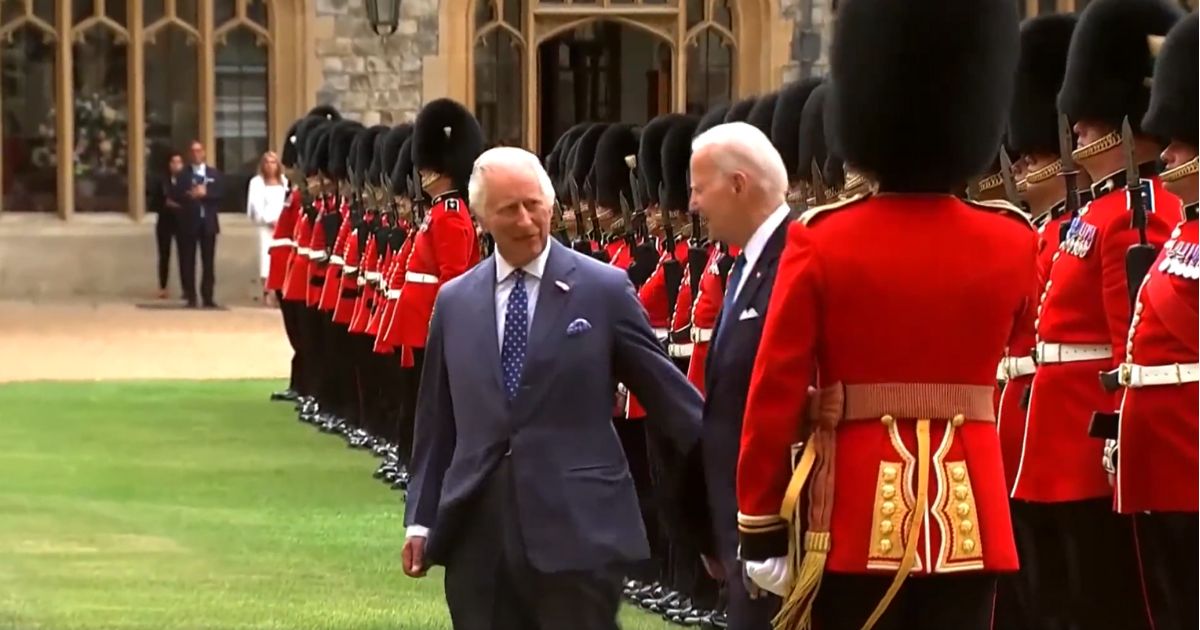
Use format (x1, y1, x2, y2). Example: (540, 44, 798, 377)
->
(744, 556, 791, 597)
(1102, 439, 1118, 476)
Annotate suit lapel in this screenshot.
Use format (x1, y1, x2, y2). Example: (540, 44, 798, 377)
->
(729, 216, 791, 317)
(525, 240, 577, 369)
(471, 257, 505, 394)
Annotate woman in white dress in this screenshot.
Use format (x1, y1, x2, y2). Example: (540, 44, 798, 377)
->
(245, 151, 288, 305)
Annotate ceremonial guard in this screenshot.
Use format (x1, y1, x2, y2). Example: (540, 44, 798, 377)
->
(1114, 13, 1198, 630)
(735, 0, 1027, 628)
(1011, 1, 1184, 627)
(268, 116, 310, 403)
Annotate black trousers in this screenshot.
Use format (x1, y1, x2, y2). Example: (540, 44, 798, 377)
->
(319, 314, 354, 421)
(1136, 512, 1198, 630)
(178, 228, 217, 304)
(395, 348, 424, 465)
(155, 213, 176, 290)
(298, 306, 326, 406)
(615, 418, 662, 583)
(813, 573, 996, 630)
(278, 292, 305, 394)
(1011, 498, 1150, 630)
(443, 459, 623, 630)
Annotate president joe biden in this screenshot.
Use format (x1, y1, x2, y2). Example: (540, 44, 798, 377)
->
(401, 147, 710, 629)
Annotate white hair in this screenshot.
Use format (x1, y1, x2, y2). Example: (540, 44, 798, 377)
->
(467, 146, 556, 215)
(691, 122, 788, 202)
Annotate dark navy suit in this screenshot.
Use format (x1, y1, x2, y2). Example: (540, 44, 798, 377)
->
(702, 214, 792, 629)
(171, 164, 222, 305)
(405, 239, 707, 630)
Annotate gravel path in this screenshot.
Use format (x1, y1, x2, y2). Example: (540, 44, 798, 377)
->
(0, 301, 290, 382)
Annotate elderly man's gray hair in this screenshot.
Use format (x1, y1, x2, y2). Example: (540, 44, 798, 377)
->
(691, 122, 789, 202)
(468, 146, 556, 215)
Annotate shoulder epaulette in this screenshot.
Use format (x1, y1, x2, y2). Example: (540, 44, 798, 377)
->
(445, 198, 460, 212)
(798, 192, 871, 226)
(965, 199, 1035, 230)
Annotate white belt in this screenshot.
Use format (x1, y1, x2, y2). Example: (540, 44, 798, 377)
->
(1035, 342, 1112, 364)
(364, 271, 382, 282)
(308, 250, 328, 262)
(343, 265, 358, 274)
(668, 343, 694, 358)
(356, 276, 367, 287)
(379, 280, 389, 293)
(330, 255, 345, 266)
(269, 237, 295, 248)
(690, 327, 713, 344)
(386, 289, 401, 299)
(405, 271, 439, 284)
(1117, 362, 1200, 388)
(297, 247, 312, 256)
(652, 327, 670, 342)
(996, 355, 1037, 380)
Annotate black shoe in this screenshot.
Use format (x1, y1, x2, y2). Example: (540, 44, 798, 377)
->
(271, 389, 299, 402)
(664, 598, 693, 620)
(702, 611, 727, 629)
(374, 462, 397, 480)
(202, 300, 219, 309)
(185, 299, 199, 308)
(648, 591, 681, 614)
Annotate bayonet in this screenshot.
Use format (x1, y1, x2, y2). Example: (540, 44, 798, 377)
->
(658, 181, 676, 258)
(584, 180, 603, 242)
(1121, 115, 1156, 311)
(567, 178, 587, 242)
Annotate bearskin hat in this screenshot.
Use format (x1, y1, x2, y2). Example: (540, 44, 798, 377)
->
(1143, 13, 1198, 145)
(375, 124, 413, 189)
(1058, 0, 1184, 134)
(771, 78, 824, 181)
(306, 104, 341, 121)
(746, 92, 780, 137)
(412, 98, 484, 191)
(639, 114, 690, 206)
(831, 0, 1019, 191)
(797, 83, 832, 185)
(593, 124, 640, 210)
(724, 97, 757, 123)
(695, 104, 731, 138)
(660, 116, 700, 212)
(554, 123, 591, 198)
(569, 123, 610, 198)
(327, 120, 364, 181)
(295, 116, 332, 171)
(304, 123, 334, 177)
(1009, 15, 1078, 157)
(281, 118, 305, 169)
(351, 125, 388, 189)
(391, 137, 415, 197)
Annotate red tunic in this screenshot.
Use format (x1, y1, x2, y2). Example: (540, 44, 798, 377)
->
(1013, 175, 1182, 503)
(627, 240, 690, 419)
(281, 213, 313, 303)
(686, 247, 735, 394)
(306, 199, 331, 308)
(737, 194, 1034, 574)
(380, 226, 421, 349)
(332, 221, 363, 326)
(392, 192, 479, 349)
(348, 229, 379, 335)
(996, 208, 1069, 491)
(318, 201, 351, 313)
(265, 189, 301, 291)
(367, 242, 398, 340)
(1116, 216, 1198, 514)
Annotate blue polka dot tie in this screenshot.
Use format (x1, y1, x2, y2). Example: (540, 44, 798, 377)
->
(501, 269, 529, 402)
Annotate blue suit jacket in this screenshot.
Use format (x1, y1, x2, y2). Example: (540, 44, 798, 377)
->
(171, 165, 223, 235)
(701, 216, 792, 564)
(405, 239, 705, 573)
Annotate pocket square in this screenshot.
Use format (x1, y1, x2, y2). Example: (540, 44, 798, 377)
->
(566, 318, 592, 336)
(738, 308, 759, 321)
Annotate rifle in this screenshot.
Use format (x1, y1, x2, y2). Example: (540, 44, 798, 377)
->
(567, 179, 590, 248)
(625, 155, 646, 243)
(658, 181, 677, 259)
(584, 180, 604, 242)
(411, 164, 428, 225)
(1058, 113, 1083, 242)
(1121, 116, 1157, 310)
(552, 198, 570, 243)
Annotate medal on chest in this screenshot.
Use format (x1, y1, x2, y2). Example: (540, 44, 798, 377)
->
(1060, 217, 1098, 258)
(1159, 239, 1200, 279)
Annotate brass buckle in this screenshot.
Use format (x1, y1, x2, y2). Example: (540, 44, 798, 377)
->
(1118, 363, 1133, 387)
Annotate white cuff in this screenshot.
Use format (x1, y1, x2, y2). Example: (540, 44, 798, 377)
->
(745, 556, 791, 597)
(406, 525, 429, 539)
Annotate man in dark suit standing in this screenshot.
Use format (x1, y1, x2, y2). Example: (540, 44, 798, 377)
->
(688, 122, 794, 630)
(402, 146, 711, 630)
(173, 140, 223, 308)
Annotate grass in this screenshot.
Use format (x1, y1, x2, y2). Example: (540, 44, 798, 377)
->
(0, 380, 673, 630)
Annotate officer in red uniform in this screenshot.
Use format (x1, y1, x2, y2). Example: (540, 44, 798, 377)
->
(267, 116, 310, 403)
(736, 0, 1027, 627)
(392, 98, 483, 469)
(1011, 1, 1184, 628)
(1114, 14, 1198, 630)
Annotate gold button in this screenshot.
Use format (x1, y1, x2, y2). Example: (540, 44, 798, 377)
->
(961, 538, 976, 553)
(1046, 280, 1053, 289)
(881, 501, 896, 516)
(881, 414, 895, 427)
(951, 466, 966, 482)
(1136, 302, 1144, 314)
(882, 466, 897, 482)
(879, 538, 893, 553)
(960, 519, 974, 534)
(879, 520, 894, 535)
(881, 484, 896, 499)
(1131, 315, 1141, 326)
(956, 502, 970, 517)
(954, 485, 969, 500)
(952, 413, 965, 427)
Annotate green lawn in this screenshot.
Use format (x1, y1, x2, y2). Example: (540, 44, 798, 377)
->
(0, 380, 672, 630)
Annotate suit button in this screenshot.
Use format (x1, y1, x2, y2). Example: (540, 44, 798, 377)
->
(879, 520, 894, 535)
(955, 485, 969, 500)
(878, 538, 893, 553)
(960, 519, 974, 534)
(881, 466, 897, 482)
(881, 484, 896, 499)
(951, 466, 966, 482)
(881, 501, 896, 516)
(961, 538, 976, 553)
(956, 502, 971, 517)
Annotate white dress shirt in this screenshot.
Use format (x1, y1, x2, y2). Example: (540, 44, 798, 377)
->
(730, 203, 791, 303)
(405, 240, 553, 540)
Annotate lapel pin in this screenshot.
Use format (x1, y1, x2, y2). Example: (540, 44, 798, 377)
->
(555, 280, 571, 292)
